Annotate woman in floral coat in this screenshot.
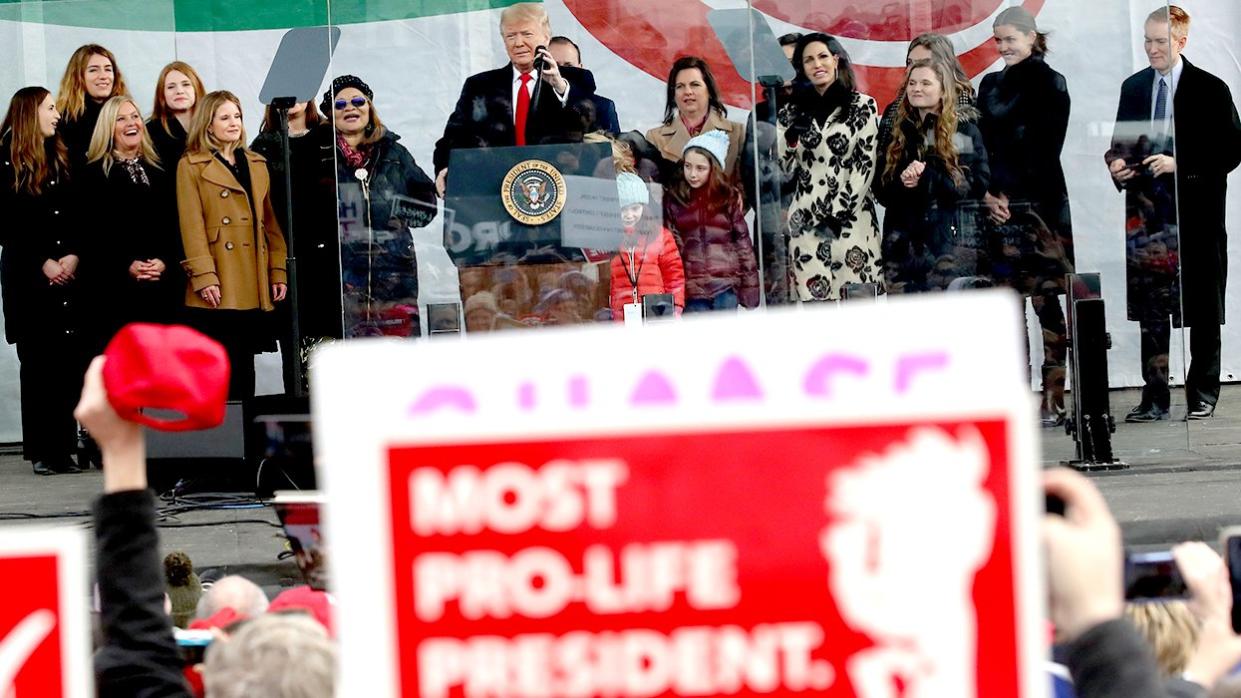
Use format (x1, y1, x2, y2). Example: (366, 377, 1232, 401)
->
(778, 32, 883, 301)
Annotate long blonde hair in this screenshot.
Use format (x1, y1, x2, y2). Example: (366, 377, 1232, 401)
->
(883, 59, 965, 188)
(186, 91, 246, 156)
(86, 96, 162, 175)
(55, 45, 128, 121)
(2, 87, 70, 195)
(150, 61, 206, 137)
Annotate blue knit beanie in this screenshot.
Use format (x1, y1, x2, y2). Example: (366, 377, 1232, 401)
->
(616, 172, 650, 208)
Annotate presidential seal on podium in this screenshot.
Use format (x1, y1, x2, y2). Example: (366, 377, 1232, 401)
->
(501, 159, 567, 226)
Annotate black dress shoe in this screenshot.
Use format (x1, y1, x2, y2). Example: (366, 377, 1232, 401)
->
(1125, 404, 1169, 423)
(1188, 403, 1216, 420)
(31, 461, 54, 476)
(47, 459, 83, 474)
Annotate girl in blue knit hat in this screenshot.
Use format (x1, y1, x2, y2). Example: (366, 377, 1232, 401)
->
(664, 130, 760, 313)
(608, 172, 684, 322)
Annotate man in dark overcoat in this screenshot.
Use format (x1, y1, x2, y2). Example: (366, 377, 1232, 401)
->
(432, 2, 597, 197)
(1105, 5, 1241, 421)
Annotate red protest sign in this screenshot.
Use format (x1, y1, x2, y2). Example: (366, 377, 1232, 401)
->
(315, 293, 1042, 697)
(0, 529, 91, 698)
(386, 420, 1019, 697)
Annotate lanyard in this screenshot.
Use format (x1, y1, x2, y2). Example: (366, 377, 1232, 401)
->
(618, 238, 648, 304)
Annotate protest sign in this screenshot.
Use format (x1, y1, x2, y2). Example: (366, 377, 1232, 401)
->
(0, 527, 91, 698)
(314, 291, 1043, 697)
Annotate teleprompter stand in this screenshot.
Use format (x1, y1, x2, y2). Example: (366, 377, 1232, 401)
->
(258, 26, 340, 397)
(1062, 273, 1128, 471)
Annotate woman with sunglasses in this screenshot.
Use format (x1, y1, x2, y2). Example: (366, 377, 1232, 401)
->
(319, 75, 435, 338)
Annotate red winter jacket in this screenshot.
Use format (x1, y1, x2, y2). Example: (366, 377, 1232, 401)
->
(663, 187, 760, 307)
(608, 226, 686, 321)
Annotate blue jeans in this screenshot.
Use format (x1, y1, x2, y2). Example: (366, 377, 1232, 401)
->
(685, 288, 739, 313)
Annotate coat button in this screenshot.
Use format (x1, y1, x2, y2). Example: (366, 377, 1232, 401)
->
(52, 210, 59, 215)
(225, 242, 235, 250)
(222, 216, 231, 225)
(220, 190, 230, 198)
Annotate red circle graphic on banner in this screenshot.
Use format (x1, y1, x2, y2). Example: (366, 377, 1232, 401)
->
(563, 0, 1047, 109)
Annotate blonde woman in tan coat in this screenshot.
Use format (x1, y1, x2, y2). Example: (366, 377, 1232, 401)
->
(177, 90, 287, 399)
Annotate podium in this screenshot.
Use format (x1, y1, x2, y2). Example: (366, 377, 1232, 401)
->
(444, 142, 626, 330)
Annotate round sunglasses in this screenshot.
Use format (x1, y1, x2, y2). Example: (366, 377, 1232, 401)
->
(334, 96, 368, 110)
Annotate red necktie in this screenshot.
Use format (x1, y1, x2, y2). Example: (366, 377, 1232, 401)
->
(515, 72, 532, 146)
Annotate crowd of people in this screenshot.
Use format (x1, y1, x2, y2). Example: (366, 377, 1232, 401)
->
(2, 2, 1237, 477)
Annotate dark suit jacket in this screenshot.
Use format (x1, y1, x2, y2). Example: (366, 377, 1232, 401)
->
(585, 93, 621, 134)
(1105, 57, 1241, 325)
(433, 64, 597, 174)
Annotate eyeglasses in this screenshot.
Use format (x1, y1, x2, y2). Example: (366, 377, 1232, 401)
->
(334, 96, 368, 110)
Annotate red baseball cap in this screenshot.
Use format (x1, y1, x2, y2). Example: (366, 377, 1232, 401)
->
(268, 586, 334, 637)
(102, 323, 230, 432)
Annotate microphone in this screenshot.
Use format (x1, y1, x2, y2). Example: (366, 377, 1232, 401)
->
(533, 45, 548, 73)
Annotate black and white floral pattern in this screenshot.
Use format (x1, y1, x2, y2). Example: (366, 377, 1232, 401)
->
(778, 92, 883, 301)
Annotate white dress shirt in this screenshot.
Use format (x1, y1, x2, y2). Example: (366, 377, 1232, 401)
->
(511, 65, 570, 124)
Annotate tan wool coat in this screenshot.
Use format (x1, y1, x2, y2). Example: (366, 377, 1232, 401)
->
(645, 110, 746, 176)
(176, 150, 287, 311)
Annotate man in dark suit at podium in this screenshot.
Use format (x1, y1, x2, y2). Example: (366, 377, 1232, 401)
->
(1106, 5, 1241, 422)
(433, 2, 596, 197)
(550, 35, 622, 135)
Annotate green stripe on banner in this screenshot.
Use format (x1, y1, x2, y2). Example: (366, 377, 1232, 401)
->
(0, 0, 530, 31)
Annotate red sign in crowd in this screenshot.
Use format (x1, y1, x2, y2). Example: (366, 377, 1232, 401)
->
(388, 421, 1019, 697)
(0, 529, 90, 697)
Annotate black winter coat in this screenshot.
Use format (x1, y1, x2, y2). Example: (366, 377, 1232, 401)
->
(329, 127, 436, 338)
(876, 107, 991, 293)
(77, 158, 183, 352)
(146, 117, 189, 174)
(1105, 58, 1241, 326)
(0, 138, 83, 345)
(251, 127, 343, 340)
(59, 99, 103, 170)
(94, 490, 193, 697)
(978, 55, 1075, 295)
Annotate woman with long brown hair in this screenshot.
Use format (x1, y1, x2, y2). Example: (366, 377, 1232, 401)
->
(876, 59, 990, 293)
(148, 61, 206, 170)
(177, 90, 288, 400)
(0, 87, 85, 474)
(876, 33, 976, 164)
(55, 44, 128, 166)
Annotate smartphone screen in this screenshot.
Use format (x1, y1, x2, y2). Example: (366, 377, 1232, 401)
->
(1124, 550, 1188, 601)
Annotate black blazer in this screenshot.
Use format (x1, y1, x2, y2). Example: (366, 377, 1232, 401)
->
(432, 64, 597, 174)
(78, 158, 183, 351)
(1105, 58, 1241, 324)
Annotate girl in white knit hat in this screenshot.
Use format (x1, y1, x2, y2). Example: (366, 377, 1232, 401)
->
(663, 130, 761, 313)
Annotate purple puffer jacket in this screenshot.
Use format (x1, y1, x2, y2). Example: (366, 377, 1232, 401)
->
(663, 187, 760, 307)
